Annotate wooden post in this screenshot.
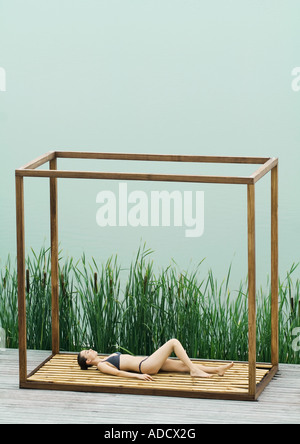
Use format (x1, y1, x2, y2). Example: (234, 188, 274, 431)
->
(50, 157, 59, 354)
(247, 183, 256, 397)
(16, 175, 27, 384)
(271, 164, 279, 366)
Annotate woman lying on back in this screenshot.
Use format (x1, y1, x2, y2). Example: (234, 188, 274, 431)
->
(77, 339, 233, 381)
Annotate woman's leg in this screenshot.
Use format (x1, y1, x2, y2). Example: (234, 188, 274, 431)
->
(141, 339, 212, 377)
(198, 362, 234, 376)
(160, 359, 190, 373)
(160, 359, 233, 376)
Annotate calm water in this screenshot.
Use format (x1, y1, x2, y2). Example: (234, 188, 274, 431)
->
(1, 1, 299, 290)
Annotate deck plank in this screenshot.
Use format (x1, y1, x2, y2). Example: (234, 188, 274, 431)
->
(0, 349, 299, 424)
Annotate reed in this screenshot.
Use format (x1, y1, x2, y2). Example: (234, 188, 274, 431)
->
(75, 254, 122, 353)
(0, 255, 18, 348)
(0, 246, 299, 363)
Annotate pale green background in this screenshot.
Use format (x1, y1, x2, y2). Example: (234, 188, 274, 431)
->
(0, 0, 299, 289)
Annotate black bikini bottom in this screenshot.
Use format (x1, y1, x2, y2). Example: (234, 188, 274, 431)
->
(138, 357, 149, 373)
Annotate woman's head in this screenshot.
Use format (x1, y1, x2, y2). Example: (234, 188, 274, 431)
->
(77, 349, 97, 370)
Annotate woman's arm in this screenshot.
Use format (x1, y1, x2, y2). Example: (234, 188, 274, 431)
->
(97, 362, 153, 381)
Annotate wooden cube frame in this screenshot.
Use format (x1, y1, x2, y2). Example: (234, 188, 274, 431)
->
(15, 151, 279, 401)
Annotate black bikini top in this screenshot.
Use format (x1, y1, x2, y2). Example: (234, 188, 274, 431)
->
(104, 352, 121, 370)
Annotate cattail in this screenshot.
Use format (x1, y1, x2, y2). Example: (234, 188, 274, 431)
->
(291, 296, 294, 313)
(178, 274, 183, 299)
(94, 272, 98, 292)
(42, 271, 47, 287)
(61, 273, 65, 297)
(26, 269, 30, 294)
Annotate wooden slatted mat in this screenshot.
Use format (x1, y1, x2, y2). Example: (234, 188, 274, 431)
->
(27, 354, 271, 398)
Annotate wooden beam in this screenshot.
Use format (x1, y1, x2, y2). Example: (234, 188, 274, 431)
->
(271, 164, 279, 366)
(15, 169, 254, 185)
(50, 158, 59, 354)
(55, 151, 269, 164)
(247, 183, 256, 397)
(18, 151, 56, 170)
(251, 157, 278, 183)
(15, 175, 27, 384)
(255, 364, 278, 399)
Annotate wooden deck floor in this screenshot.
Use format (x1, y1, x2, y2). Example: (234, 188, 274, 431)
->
(1, 349, 299, 424)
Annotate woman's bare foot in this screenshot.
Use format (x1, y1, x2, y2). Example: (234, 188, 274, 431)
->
(217, 362, 234, 376)
(190, 366, 213, 378)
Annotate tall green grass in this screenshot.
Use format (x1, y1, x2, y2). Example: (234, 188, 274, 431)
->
(0, 246, 299, 364)
(75, 254, 122, 353)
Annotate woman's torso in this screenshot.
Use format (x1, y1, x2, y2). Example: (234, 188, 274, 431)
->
(103, 353, 145, 372)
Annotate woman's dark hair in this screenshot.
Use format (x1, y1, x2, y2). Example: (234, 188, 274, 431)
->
(77, 351, 92, 370)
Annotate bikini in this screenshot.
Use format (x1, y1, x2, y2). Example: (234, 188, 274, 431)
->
(104, 352, 121, 370)
(138, 357, 149, 373)
(104, 352, 149, 373)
